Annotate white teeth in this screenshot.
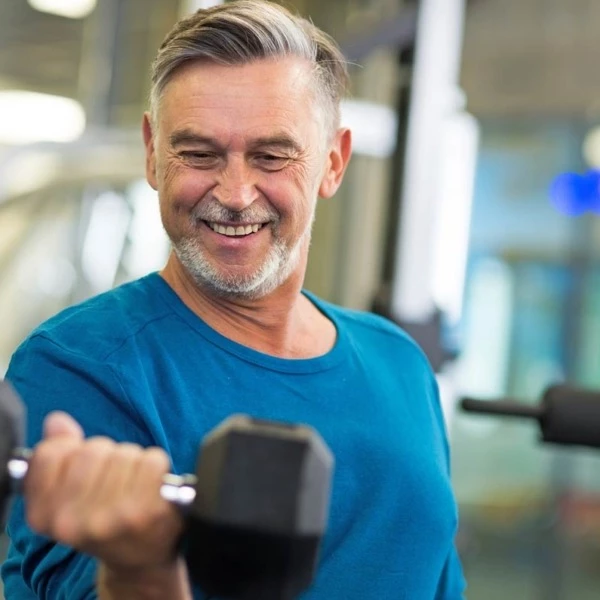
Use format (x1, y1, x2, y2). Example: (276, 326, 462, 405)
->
(208, 222, 264, 237)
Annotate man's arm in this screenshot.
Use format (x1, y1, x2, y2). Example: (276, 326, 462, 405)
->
(97, 560, 192, 600)
(24, 411, 192, 600)
(3, 333, 186, 598)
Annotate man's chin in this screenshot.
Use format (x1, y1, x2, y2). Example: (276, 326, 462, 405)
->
(187, 268, 278, 300)
(173, 241, 297, 300)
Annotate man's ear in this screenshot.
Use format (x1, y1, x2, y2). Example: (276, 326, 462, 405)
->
(318, 128, 352, 199)
(142, 112, 158, 190)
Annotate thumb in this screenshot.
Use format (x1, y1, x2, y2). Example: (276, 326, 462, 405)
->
(43, 411, 85, 441)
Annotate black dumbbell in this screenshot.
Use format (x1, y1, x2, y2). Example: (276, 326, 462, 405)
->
(0, 379, 334, 600)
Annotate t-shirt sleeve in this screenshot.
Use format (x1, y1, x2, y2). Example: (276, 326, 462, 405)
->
(434, 544, 467, 600)
(3, 500, 98, 600)
(427, 369, 467, 600)
(1, 333, 155, 599)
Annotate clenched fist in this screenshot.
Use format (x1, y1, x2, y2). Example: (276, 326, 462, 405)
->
(24, 411, 192, 599)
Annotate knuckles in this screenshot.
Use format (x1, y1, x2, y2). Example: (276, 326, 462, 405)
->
(29, 437, 79, 470)
(45, 501, 175, 552)
(142, 446, 171, 472)
(25, 438, 174, 552)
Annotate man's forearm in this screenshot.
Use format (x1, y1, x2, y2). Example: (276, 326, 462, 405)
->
(97, 559, 193, 600)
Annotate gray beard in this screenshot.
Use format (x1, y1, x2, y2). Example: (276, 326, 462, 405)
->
(169, 198, 315, 300)
(173, 232, 303, 300)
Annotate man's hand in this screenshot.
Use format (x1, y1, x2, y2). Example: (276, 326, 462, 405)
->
(24, 412, 185, 575)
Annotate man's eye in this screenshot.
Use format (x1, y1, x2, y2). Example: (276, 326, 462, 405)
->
(181, 152, 219, 165)
(255, 155, 289, 170)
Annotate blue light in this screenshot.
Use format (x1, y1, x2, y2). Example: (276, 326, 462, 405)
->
(549, 170, 600, 216)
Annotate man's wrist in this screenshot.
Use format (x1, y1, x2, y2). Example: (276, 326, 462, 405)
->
(97, 559, 193, 600)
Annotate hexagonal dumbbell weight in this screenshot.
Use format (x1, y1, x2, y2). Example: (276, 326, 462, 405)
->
(0, 380, 334, 599)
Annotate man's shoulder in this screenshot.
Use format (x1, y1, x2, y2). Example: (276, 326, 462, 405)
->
(20, 273, 172, 361)
(309, 293, 425, 356)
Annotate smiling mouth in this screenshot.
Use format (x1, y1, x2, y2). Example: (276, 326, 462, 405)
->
(204, 221, 267, 237)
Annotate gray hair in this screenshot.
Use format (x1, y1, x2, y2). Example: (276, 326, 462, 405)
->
(149, 0, 349, 140)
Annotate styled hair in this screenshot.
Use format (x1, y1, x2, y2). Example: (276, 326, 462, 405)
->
(149, 0, 348, 138)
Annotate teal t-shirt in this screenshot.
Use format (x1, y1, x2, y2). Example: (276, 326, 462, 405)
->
(2, 273, 465, 599)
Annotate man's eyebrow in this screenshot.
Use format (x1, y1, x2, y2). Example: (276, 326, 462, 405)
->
(248, 136, 302, 153)
(169, 129, 302, 153)
(169, 129, 220, 148)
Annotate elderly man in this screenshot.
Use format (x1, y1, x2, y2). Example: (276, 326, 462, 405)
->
(1, 1, 466, 598)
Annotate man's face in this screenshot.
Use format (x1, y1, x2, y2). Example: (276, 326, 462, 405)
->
(144, 57, 349, 299)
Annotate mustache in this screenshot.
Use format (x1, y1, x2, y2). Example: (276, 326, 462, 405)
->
(191, 200, 279, 224)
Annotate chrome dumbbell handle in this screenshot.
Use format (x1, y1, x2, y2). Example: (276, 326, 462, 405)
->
(7, 448, 198, 509)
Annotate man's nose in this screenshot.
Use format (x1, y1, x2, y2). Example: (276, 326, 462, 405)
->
(213, 158, 259, 212)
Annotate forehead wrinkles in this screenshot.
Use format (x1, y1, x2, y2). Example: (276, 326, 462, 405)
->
(154, 58, 325, 139)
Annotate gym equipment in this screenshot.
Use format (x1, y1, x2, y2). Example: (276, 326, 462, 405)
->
(0, 379, 334, 600)
(461, 383, 600, 450)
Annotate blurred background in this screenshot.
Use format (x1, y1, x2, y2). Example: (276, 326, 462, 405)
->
(2, 0, 600, 598)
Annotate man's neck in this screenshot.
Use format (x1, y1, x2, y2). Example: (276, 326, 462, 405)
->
(159, 254, 336, 359)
